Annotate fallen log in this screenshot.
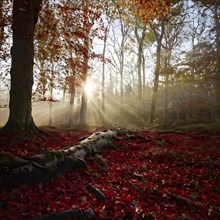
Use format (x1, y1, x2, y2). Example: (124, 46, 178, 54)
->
(32, 207, 95, 220)
(0, 129, 129, 186)
(86, 183, 107, 201)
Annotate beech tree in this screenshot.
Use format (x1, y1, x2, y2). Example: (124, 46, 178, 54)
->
(0, 0, 3, 49)
(148, 19, 166, 124)
(118, 0, 171, 123)
(134, 23, 147, 99)
(2, 0, 42, 132)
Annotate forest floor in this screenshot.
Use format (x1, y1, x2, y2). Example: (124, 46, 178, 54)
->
(0, 124, 220, 219)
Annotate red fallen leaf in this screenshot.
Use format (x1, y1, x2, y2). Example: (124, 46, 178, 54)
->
(104, 189, 116, 197)
(193, 201, 202, 206)
(120, 193, 132, 203)
(81, 202, 91, 210)
(161, 188, 168, 195)
(201, 195, 208, 200)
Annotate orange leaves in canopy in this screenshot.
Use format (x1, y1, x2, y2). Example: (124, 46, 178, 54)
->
(118, 0, 172, 23)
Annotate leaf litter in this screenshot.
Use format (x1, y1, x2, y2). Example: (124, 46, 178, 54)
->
(0, 130, 219, 219)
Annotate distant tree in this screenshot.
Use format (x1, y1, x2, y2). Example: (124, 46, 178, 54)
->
(161, 1, 184, 125)
(134, 21, 147, 99)
(78, 0, 108, 126)
(118, 0, 172, 124)
(192, 0, 220, 118)
(148, 19, 166, 124)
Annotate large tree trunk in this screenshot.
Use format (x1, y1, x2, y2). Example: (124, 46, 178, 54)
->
(2, 0, 42, 132)
(0, 129, 129, 186)
(149, 20, 165, 124)
(0, 0, 3, 49)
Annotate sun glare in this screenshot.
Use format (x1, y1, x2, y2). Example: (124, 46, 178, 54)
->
(84, 81, 95, 96)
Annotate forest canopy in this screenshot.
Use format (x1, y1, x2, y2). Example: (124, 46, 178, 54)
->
(0, 0, 219, 130)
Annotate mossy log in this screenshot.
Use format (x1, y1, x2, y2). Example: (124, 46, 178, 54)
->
(0, 129, 129, 186)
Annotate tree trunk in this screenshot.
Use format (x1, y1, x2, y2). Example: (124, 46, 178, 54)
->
(135, 25, 146, 99)
(163, 57, 169, 127)
(49, 61, 54, 126)
(0, 129, 128, 186)
(78, 0, 91, 126)
(79, 90, 88, 126)
(102, 27, 108, 114)
(2, 0, 42, 132)
(142, 51, 146, 97)
(119, 20, 125, 122)
(49, 86, 53, 126)
(69, 86, 75, 127)
(0, 0, 3, 49)
(149, 20, 165, 124)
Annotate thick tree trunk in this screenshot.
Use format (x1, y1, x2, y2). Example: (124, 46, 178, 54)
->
(0, 129, 129, 186)
(149, 20, 165, 124)
(2, 0, 42, 132)
(0, 0, 3, 49)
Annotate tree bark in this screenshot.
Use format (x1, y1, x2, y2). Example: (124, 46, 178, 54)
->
(102, 27, 108, 114)
(149, 20, 165, 124)
(2, 0, 42, 132)
(0, 129, 128, 186)
(119, 18, 125, 122)
(78, 0, 91, 126)
(79, 90, 88, 126)
(163, 53, 171, 127)
(69, 84, 75, 127)
(0, 0, 3, 49)
(142, 51, 146, 97)
(135, 25, 146, 99)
